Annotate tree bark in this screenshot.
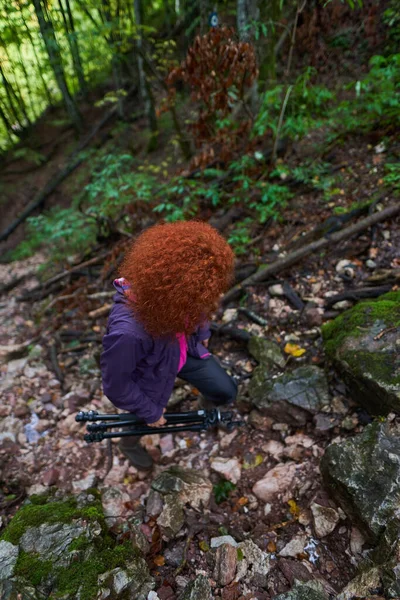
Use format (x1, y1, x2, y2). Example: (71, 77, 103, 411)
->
(33, 0, 82, 129)
(134, 0, 158, 149)
(58, 0, 87, 94)
(237, 0, 259, 113)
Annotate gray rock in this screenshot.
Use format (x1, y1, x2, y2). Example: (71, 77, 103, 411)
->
(322, 291, 400, 414)
(0, 541, 19, 581)
(146, 490, 164, 517)
(210, 535, 238, 549)
(20, 520, 101, 566)
(248, 337, 285, 368)
(235, 539, 270, 582)
(151, 466, 212, 509)
(249, 366, 330, 425)
(164, 542, 185, 567)
(310, 503, 339, 538)
(321, 421, 400, 540)
(157, 494, 184, 538)
(99, 557, 155, 600)
(336, 567, 381, 600)
(273, 580, 329, 600)
(179, 574, 212, 600)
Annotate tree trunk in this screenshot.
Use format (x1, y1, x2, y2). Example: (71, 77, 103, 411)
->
(0, 101, 15, 142)
(33, 0, 82, 129)
(134, 0, 158, 150)
(237, 0, 259, 113)
(259, 0, 281, 84)
(58, 0, 87, 95)
(18, 1, 53, 105)
(0, 65, 25, 130)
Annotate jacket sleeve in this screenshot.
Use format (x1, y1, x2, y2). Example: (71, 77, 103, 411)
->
(197, 321, 211, 341)
(100, 330, 163, 423)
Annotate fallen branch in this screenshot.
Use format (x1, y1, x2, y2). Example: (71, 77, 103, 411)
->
(282, 282, 305, 311)
(42, 251, 112, 289)
(50, 343, 64, 386)
(238, 308, 268, 326)
(223, 203, 400, 305)
(324, 285, 393, 309)
(210, 322, 252, 343)
(88, 304, 112, 319)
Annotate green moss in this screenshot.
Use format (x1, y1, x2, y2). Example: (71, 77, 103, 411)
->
(322, 291, 400, 357)
(15, 551, 53, 587)
(341, 349, 400, 386)
(1, 493, 105, 546)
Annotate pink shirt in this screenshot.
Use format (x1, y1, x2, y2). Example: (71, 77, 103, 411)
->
(176, 333, 188, 372)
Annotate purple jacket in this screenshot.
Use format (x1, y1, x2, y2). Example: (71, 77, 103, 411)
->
(100, 280, 211, 422)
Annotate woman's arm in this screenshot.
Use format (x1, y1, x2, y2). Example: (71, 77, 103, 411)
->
(100, 330, 164, 423)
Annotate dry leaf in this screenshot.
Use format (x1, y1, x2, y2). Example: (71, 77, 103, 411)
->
(288, 499, 300, 518)
(199, 540, 210, 552)
(153, 555, 165, 566)
(238, 497, 248, 506)
(267, 540, 277, 552)
(284, 343, 306, 357)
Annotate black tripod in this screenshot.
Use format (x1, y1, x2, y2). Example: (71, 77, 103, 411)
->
(76, 408, 244, 443)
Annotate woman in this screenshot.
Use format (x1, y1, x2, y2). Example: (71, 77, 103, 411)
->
(100, 220, 237, 470)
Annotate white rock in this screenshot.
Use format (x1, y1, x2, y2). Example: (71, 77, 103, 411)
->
(159, 434, 174, 455)
(332, 300, 353, 311)
(350, 527, 365, 555)
(24, 365, 39, 379)
(261, 440, 285, 459)
(72, 473, 97, 492)
(336, 259, 353, 274)
(311, 503, 340, 538)
(219, 429, 238, 449)
(7, 357, 28, 374)
(211, 457, 241, 484)
(210, 535, 238, 548)
(279, 534, 307, 557)
(252, 462, 297, 502)
(366, 259, 377, 269)
(269, 284, 284, 296)
(285, 434, 314, 448)
(235, 539, 270, 582)
(264, 503, 272, 516)
(222, 308, 238, 323)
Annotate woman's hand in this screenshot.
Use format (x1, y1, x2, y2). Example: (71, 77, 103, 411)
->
(148, 408, 167, 428)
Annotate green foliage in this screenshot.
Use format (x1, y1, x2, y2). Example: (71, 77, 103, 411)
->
(383, 163, 400, 192)
(253, 68, 335, 140)
(330, 54, 400, 137)
(228, 218, 254, 255)
(213, 479, 236, 504)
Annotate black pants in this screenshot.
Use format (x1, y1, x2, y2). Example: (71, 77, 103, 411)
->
(178, 355, 238, 406)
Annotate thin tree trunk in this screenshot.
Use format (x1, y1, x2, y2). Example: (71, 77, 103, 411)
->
(33, 0, 82, 129)
(18, 1, 53, 105)
(134, 0, 158, 150)
(0, 65, 25, 130)
(237, 0, 259, 113)
(16, 44, 38, 119)
(59, 0, 87, 94)
(0, 101, 15, 142)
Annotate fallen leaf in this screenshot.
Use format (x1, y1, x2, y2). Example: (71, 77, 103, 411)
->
(153, 555, 165, 566)
(238, 496, 248, 506)
(288, 499, 300, 518)
(284, 343, 306, 357)
(369, 247, 378, 259)
(199, 540, 210, 552)
(267, 540, 277, 552)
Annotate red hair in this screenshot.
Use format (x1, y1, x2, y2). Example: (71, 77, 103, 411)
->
(120, 221, 234, 336)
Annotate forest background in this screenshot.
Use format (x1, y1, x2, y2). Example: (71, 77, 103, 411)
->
(0, 0, 399, 266)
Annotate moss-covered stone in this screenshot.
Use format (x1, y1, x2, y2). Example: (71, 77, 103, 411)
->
(272, 580, 329, 600)
(322, 291, 400, 414)
(0, 491, 154, 600)
(321, 421, 400, 541)
(248, 336, 285, 368)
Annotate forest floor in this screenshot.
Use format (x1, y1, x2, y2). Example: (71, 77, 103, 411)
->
(1, 113, 399, 597)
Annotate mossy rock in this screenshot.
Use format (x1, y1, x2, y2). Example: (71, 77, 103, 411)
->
(248, 365, 330, 426)
(151, 466, 212, 510)
(322, 291, 400, 415)
(321, 421, 400, 541)
(248, 337, 285, 369)
(179, 574, 212, 600)
(0, 491, 154, 600)
(272, 580, 329, 600)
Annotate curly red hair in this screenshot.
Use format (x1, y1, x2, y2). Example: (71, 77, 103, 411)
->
(120, 221, 234, 336)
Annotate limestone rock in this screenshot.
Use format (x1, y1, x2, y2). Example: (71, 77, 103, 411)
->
(336, 567, 381, 600)
(214, 543, 237, 586)
(321, 421, 400, 540)
(249, 366, 330, 425)
(322, 291, 400, 414)
(248, 337, 285, 368)
(253, 462, 297, 502)
(210, 535, 238, 549)
(151, 466, 212, 510)
(157, 494, 184, 538)
(279, 535, 307, 558)
(210, 457, 241, 484)
(310, 503, 340, 538)
(0, 541, 19, 581)
(101, 487, 131, 525)
(179, 574, 212, 600)
(235, 539, 270, 583)
(146, 490, 164, 517)
(273, 580, 329, 600)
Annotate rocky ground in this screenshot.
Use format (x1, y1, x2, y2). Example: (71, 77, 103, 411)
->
(0, 179, 399, 599)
